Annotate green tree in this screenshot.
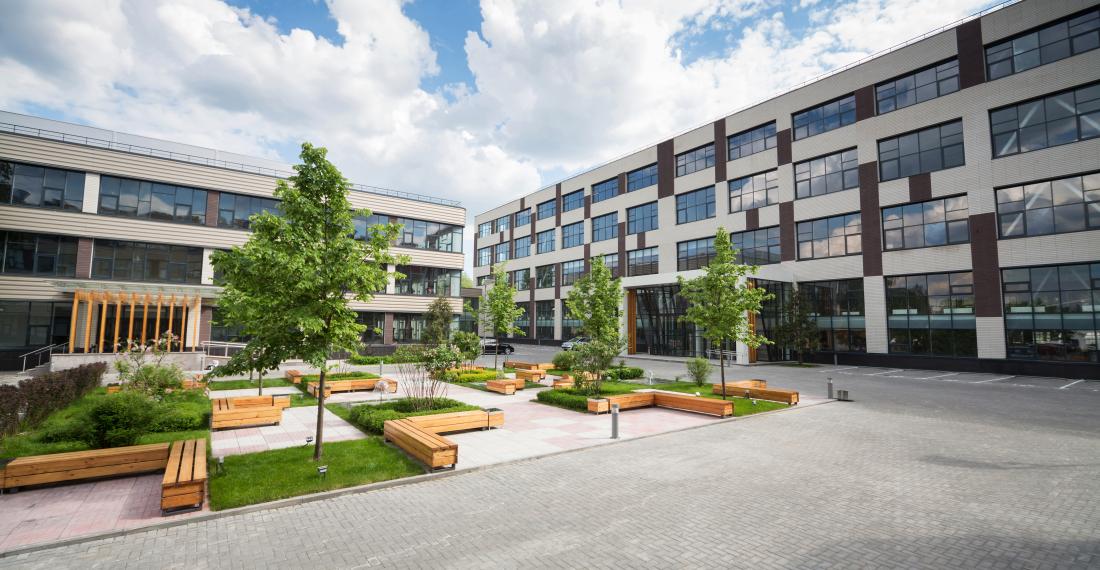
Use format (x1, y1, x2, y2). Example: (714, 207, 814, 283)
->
(212, 143, 402, 461)
(775, 287, 821, 365)
(422, 296, 454, 347)
(677, 228, 773, 399)
(479, 263, 525, 371)
(451, 330, 482, 369)
(461, 272, 476, 289)
(565, 257, 624, 395)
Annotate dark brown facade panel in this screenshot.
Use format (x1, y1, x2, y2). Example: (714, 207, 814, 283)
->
(583, 195, 591, 219)
(583, 244, 591, 273)
(858, 162, 883, 277)
(657, 140, 675, 198)
(778, 202, 795, 262)
(75, 237, 93, 279)
(528, 299, 536, 338)
(776, 129, 792, 166)
(205, 192, 220, 228)
(555, 183, 562, 226)
(508, 226, 515, 258)
(617, 221, 628, 274)
(199, 306, 213, 344)
(854, 85, 875, 122)
(969, 212, 1002, 318)
(745, 208, 759, 231)
(956, 19, 985, 89)
(713, 120, 727, 183)
(519, 196, 525, 210)
(637, 231, 646, 249)
(617, 173, 627, 196)
(554, 263, 561, 299)
(383, 313, 395, 345)
(908, 173, 933, 202)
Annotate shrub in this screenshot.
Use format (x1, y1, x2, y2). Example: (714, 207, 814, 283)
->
(347, 398, 478, 434)
(0, 363, 107, 436)
(348, 354, 385, 365)
(452, 331, 482, 365)
(453, 370, 500, 382)
(82, 392, 156, 448)
(535, 389, 590, 411)
(551, 351, 576, 371)
(686, 358, 712, 386)
(604, 366, 644, 381)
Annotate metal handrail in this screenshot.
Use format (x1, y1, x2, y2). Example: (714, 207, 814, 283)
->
(200, 341, 248, 358)
(18, 343, 68, 372)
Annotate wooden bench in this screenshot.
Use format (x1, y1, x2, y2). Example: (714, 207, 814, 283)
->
(384, 410, 504, 470)
(551, 379, 574, 389)
(161, 439, 207, 514)
(586, 392, 657, 414)
(720, 379, 768, 389)
(506, 361, 553, 371)
(306, 378, 397, 398)
(0, 443, 171, 490)
(712, 384, 799, 405)
(180, 375, 207, 391)
(653, 392, 732, 417)
(515, 369, 546, 382)
(106, 385, 121, 394)
(485, 380, 516, 395)
(285, 369, 304, 384)
(211, 395, 290, 430)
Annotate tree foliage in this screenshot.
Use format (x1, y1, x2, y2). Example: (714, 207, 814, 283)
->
(479, 263, 525, 371)
(211, 142, 403, 460)
(565, 257, 624, 395)
(422, 296, 454, 347)
(775, 287, 821, 364)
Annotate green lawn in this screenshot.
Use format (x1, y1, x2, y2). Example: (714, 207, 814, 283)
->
(208, 378, 294, 391)
(0, 428, 210, 459)
(459, 380, 544, 392)
(534, 381, 789, 417)
(300, 371, 380, 383)
(290, 393, 319, 407)
(207, 438, 423, 510)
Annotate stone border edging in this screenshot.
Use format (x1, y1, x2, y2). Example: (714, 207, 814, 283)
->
(0, 398, 837, 559)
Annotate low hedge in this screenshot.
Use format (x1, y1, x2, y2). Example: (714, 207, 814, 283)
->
(452, 371, 500, 382)
(535, 389, 590, 412)
(347, 398, 480, 434)
(300, 371, 381, 383)
(0, 363, 107, 436)
(605, 366, 644, 380)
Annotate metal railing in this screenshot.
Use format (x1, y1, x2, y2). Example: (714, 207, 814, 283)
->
(18, 343, 68, 372)
(200, 341, 248, 358)
(0, 121, 461, 208)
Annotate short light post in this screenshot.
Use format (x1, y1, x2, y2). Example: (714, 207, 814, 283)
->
(305, 436, 314, 447)
(611, 403, 620, 439)
(317, 465, 328, 480)
(827, 377, 834, 400)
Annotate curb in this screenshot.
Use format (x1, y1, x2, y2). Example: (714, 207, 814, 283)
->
(0, 398, 837, 559)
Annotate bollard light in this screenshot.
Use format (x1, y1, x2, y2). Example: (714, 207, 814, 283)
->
(611, 403, 620, 440)
(317, 465, 328, 480)
(827, 377, 834, 400)
(217, 456, 225, 474)
(305, 436, 314, 447)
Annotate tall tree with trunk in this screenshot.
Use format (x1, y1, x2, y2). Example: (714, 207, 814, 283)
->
(775, 286, 821, 365)
(565, 257, 624, 395)
(212, 143, 401, 461)
(677, 228, 772, 399)
(479, 263, 525, 371)
(422, 296, 454, 347)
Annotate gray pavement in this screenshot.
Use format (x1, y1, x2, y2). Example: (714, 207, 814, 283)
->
(3, 348, 1099, 568)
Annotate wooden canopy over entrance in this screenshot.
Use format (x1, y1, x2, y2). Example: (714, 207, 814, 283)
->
(68, 289, 203, 354)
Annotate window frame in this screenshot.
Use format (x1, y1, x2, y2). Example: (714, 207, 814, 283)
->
(592, 177, 619, 203)
(591, 212, 618, 242)
(561, 189, 585, 212)
(985, 8, 1100, 81)
(561, 259, 585, 286)
(561, 221, 584, 249)
(886, 270, 977, 357)
(875, 58, 960, 114)
(536, 229, 556, 254)
(675, 144, 716, 177)
(792, 94, 856, 140)
(989, 81, 1100, 159)
(730, 226, 782, 266)
(995, 171, 1100, 239)
(676, 237, 716, 271)
(626, 164, 658, 192)
(513, 235, 531, 258)
(729, 169, 780, 212)
(676, 186, 716, 224)
(536, 199, 557, 220)
(796, 212, 863, 260)
(882, 195, 971, 251)
(626, 201, 659, 234)
(0, 161, 85, 212)
(877, 119, 965, 182)
(626, 247, 659, 276)
(535, 264, 556, 289)
(727, 122, 777, 161)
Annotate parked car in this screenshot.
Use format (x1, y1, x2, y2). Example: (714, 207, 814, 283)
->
(480, 338, 515, 354)
(561, 336, 589, 351)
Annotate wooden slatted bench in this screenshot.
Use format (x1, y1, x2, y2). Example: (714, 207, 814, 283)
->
(485, 380, 516, 395)
(384, 410, 504, 470)
(653, 392, 733, 417)
(720, 379, 768, 389)
(551, 379, 574, 389)
(0, 443, 171, 490)
(161, 439, 207, 514)
(712, 384, 799, 405)
(515, 369, 546, 382)
(285, 369, 304, 384)
(306, 378, 397, 398)
(211, 395, 290, 430)
(180, 375, 207, 391)
(506, 361, 553, 371)
(587, 392, 656, 414)
(406, 409, 504, 434)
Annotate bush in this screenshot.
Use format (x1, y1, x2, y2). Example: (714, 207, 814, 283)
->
(0, 363, 107, 436)
(535, 389, 590, 412)
(453, 370, 500, 382)
(686, 358, 712, 386)
(605, 366, 644, 381)
(347, 398, 479, 434)
(83, 392, 156, 448)
(348, 354, 386, 365)
(551, 351, 576, 371)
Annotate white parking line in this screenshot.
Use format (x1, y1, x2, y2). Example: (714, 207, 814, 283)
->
(971, 376, 1013, 384)
(825, 366, 860, 372)
(865, 368, 904, 376)
(1058, 379, 1084, 390)
(921, 372, 959, 379)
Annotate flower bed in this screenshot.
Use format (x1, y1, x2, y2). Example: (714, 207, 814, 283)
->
(346, 398, 480, 434)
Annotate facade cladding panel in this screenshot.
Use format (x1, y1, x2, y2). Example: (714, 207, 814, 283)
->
(471, 0, 1100, 377)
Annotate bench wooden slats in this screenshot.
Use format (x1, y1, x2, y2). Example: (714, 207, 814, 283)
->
(1, 443, 171, 489)
(515, 369, 546, 381)
(211, 396, 288, 430)
(285, 369, 304, 384)
(161, 439, 207, 513)
(505, 361, 553, 371)
(653, 393, 733, 417)
(384, 410, 504, 470)
(306, 378, 397, 398)
(407, 410, 504, 434)
(712, 384, 799, 405)
(485, 380, 515, 395)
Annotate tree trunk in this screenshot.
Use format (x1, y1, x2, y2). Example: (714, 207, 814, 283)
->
(719, 349, 727, 400)
(258, 370, 264, 396)
(313, 367, 326, 461)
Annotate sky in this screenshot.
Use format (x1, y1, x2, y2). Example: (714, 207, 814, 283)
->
(0, 0, 1003, 268)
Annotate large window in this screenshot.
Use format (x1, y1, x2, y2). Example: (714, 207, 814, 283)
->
(218, 193, 280, 230)
(514, 209, 532, 226)
(562, 305, 582, 340)
(882, 196, 970, 251)
(797, 213, 862, 260)
(592, 212, 618, 242)
(887, 272, 977, 357)
(876, 59, 959, 114)
(0, 300, 72, 349)
(592, 178, 618, 203)
(511, 303, 529, 338)
(99, 176, 207, 225)
(395, 266, 460, 297)
(878, 120, 965, 181)
(494, 215, 510, 233)
(537, 229, 555, 253)
(677, 237, 715, 271)
(627, 202, 658, 234)
(731, 227, 781, 266)
(730, 170, 779, 212)
(795, 149, 858, 199)
(1, 231, 78, 277)
(513, 268, 531, 290)
(627, 164, 658, 191)
(536, 264, 556, 288)
(676, 186, 715, 224)
(561, 260, 585, 286)
(627, 247, 658, 276)
(390, 217, 463, 253)
(494, 242, 509, 263)
(0, 161, 84, 212)
(478, 222, 492, 237)
(536, 300, 555, 339)
(793, 95, 856, 140)
(727, 122, 777, 160)
(1002, 262, 1099, 362)
(562, 222, 584, 249)
(603, 253, 620, 278)
(476, 247, 491, 267)
(562, 190, 584, 212)
(91, 240, 203, 284)
(537, 199, 557, 220)
(997, 172, 1100, 238)
(513, 235, 531, 258)
(986, 9, 1100, 81)
(675, 144, 715, 177)
(990, 83, 1100, 158)
(800, 279, 866, 352)
(392, 313, 425, 343)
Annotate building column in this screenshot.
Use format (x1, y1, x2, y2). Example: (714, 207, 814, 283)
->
(201, 249, 216, 285)
(976, 317, 1007, 359)
(199, 305, 214, 345)
(863, 276, 888, 354)
(553, 299, 563, 341)
(383, 312, 395, 344)
(81, 173, 100, 214)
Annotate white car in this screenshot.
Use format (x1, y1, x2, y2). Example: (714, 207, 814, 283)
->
(561, 336, 589, 351)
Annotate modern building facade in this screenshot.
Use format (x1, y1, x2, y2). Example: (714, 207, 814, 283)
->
(0, 112, 465, 370)
(474, 0, 1100, 378)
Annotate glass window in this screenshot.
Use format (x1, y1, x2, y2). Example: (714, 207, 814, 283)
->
(537, 199, 557, 220)
(536, 300, 555, 339)
(513, 235, 531, 258)
(675, 144, 715, 177)
(878, 120, 965, 181)
(476, 247, 491, 267)
(562, 222, 584, 249)
(562, 304, 582, 339)
(676, 186, 715, 224)
(799, 279, 867, 352)
(729, 170, 780, 212)
(627, 202, 658, 234)
(512, 268, 530, 291)
(986, 9, 1100, 80)
(793, 149, 859, 200)
(382, 216, 462, 253)
(997, 172, 1100, 238)
(677, 237, 715, 271)
(494, 242, 509, 263)
(536, 229, 555, 253)
(592, 177, 619, 203)
(91, 239, 202, 284)
(1003, 262, 1099, 361)
(990, 83, 1100, 158)
(562, 190, 584, 212)
(1, 161, 85, 212)
(536, 264, 556, 288)
(592, 212, 618, 242)
(627, 164, 658, 191)
(627, 247, 659, 276)
(99, 176, 207, 225)
(218, 192, 280, 230)
(727, 122, 777, 160)
(1, 231, 78, 277)
(511, 303, 529, 338)
(561, 260, 585, 286)
(494, 215, 511, 233)
(603, 253, 620, 278)
(394, 266, 461, 297)
(514, 209, 532, 226)
(797, 213, 862, 260)
(887, 271, 977, 357)
(793, 95, 856, 140)
(876, 59, 960, 114)
(882, 196, 970, 250)
(731, 227, 781, 265)
(392, 313, 425, 343)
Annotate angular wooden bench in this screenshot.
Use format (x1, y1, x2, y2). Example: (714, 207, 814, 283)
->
(180, 375, 207, 391)
(551, 379, 574, 389)
(384, 410, 504, 470)
(406, 409, 504, 433)
(712, 384, 799, 405)
(586, 392, 657, 414)
(506, 361, 553, 371)
(0, 442, 171, 490)
(486, 380, 516, 395)
(587, 391, 733, 417)
(285, 369, 304, 384)
(211, 395, 290, 430)
(515, 369, 546, 382)
(161, 439, 207, 514)
(306, 378, 397, 398)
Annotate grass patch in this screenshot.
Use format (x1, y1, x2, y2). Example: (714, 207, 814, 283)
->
(534, 381, 789, 417)
(461, 380, 544, 392)
(777, 362, 819, 368)
(546, 369, 569, 377)
(300, 371, 380, 383)
(207, 438, 422, 510)
(1, 428, 210, 460)
(347, 398, 480, 434)
(290, 394, 319, 408)
(208, 378, 294, 391)
(324, 403, 354, 423)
